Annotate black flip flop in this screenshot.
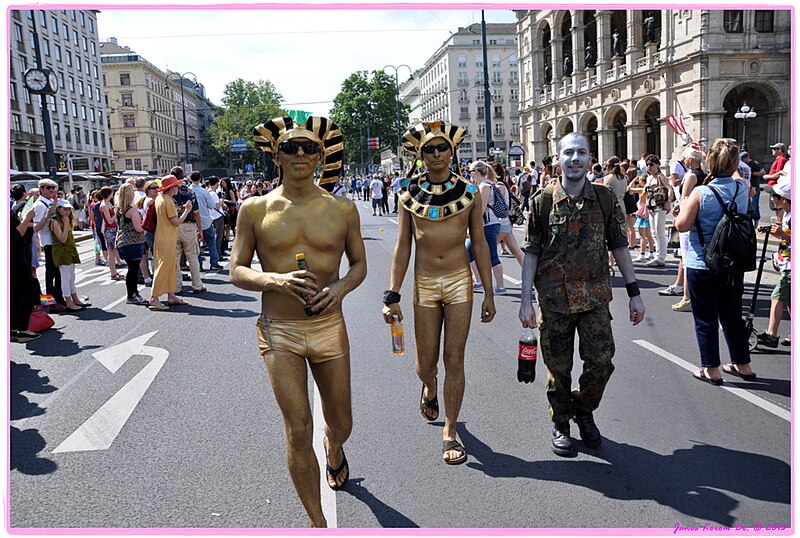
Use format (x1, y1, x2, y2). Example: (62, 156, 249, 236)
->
(420, 378, 439, 422)
(325, 448, 349, 491)
(443, 439, 467, 465)
(722, 364, 757, 382)
(693, 369, 723, 386)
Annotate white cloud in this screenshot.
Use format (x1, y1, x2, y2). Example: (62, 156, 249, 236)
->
(97, 7, 516, 117)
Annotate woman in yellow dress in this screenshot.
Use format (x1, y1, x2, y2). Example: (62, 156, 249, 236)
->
(148, 175, 193, 310)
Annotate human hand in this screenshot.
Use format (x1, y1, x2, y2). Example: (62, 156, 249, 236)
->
(382, 302, 402, 324)
(672, 204, 681, 217)
(273, 270, 318, 303)
(629, 295, 645, 325)
(480, 296, 496, 323)
(518, 300, 538, 328)
(310, 280, 345, 315)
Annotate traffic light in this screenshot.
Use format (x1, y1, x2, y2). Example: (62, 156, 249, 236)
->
(368, 137, 379, 150)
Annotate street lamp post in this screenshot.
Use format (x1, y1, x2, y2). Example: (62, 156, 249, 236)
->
(165, 71, 199, 170)
(383, 64, 413, 170)
(734, 102, 757, 151)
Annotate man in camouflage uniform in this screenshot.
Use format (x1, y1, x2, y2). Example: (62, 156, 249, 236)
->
(519, 133, 646, 457)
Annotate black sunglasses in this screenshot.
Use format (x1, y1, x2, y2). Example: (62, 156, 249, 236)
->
(422, 142, 451, 154)
(279, 140, 321, 155)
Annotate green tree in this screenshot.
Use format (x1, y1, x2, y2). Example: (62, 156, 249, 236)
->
(207, 78, 284, 175)
(330, 70, 409, 173)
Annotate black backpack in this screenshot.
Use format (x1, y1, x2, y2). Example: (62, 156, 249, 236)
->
(695, 182, 756, 275)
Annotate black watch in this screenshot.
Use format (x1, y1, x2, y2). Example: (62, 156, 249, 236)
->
(383, 290, 401, 305)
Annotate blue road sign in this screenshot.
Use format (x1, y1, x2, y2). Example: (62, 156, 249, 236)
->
(231, 139, 247, 152)
(245, 164, 254, 173)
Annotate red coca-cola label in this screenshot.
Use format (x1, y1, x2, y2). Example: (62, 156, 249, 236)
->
(518, 343, 537, 361)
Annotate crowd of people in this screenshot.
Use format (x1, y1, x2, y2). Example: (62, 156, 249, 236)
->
(9, 166, 242, 338)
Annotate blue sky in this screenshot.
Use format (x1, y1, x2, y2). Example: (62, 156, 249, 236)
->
(97, 8, 518, 116)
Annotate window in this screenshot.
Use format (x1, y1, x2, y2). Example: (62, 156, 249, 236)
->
(47, 95, 56, 112)
(58, 73, 64, 89)
(65, 126, 71, 142)
(724, 10, 743, 32)
(12, 114, 21, 132)
(22, 87, 31, 105)
(76, 56, 81, 71)
(494, 105, 503, 118)
(134, 158, 142, 170)
(62, 23, 69, 40)
(459, 106, 469, 119)
(73, 30, 79, 46)
(472, 39, 480, 45)
(458, 54, 466, 68)
(10, 82, 16, 101)
(475, 55, 483, 68)
(755, 11, 774, 32)
(125, 137, 137, 150)
(93, 64, 99, 79)
(477, 106, 484, 119)
(91, 41, 96, 55)
(93, 131, 98, 146)
(51, 16, 58, 34)
(78, 80, 84, 95)
(120, 73, 131, 85)
(29, 31, 36, 51)
(494, 123, 503, 135)
(84, 129, 90, 144)
(61, 99, 67, 114)
(28, 118, 36, 134)
(125, 159, 133, 169)
(101, 133, 106, 148)
(71, 10, 77, 21)
(510, 70, 518, 84)
(458, 72, 469, 85)
(13, 23, 22, 43)
(42, 38, 50, 56)
(38, 10, 46, 27)
(123, 114, 135, 127)
(66, 51, 72, 66)
(492, 54, 501, 67)
(81, 105, 87, 120)
(54, 123, 61, 140)
(71, 102, 78, 117)
(90, 108, 96, 122)
(96, 87, 101, 101)
(55, 45, 61, 61)
(510, 88, 518, 101)
(475, 73, 484, 84)
(68, 76, 75, 92)
(121, 93, 133, 106)
(80, 11, 85, 27)
(478, 124, 486, 136)
(489, 39, 497, 45)
(511, 122, 520, 135)
(89, 18, 93, 33)
(19, 56, 27, 72)
(509, 53, 518, 67)
(492, 72, 502, 84)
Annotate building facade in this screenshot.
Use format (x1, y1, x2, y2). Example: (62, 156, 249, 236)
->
(516, 9, 791, 167)
(399, 23, 520, 163)
(100, 38, 211, 174)
(10, 9, 111, 173)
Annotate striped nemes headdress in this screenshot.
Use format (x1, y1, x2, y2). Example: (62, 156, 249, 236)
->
(254, 116, 344, 190)
(401, 121, 466, 177)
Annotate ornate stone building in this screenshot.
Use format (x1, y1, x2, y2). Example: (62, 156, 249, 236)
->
(516, 9, 791, 166)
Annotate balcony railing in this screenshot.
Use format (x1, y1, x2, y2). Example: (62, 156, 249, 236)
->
(10, 130, 45, 146)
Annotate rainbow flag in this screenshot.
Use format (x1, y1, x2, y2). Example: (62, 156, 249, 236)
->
(40, 294, 57, 306)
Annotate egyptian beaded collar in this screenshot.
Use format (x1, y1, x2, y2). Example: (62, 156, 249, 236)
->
(397, 172, 478, 221)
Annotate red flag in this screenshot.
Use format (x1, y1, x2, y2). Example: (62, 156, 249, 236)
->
(665, 115, 688, 136)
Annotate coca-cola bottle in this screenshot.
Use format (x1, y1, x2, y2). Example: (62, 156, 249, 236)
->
(518, 327, 538, 383)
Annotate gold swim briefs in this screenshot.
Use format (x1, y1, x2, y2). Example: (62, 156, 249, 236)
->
(256, 310, 349, 364)
(413, 267, 474, 308)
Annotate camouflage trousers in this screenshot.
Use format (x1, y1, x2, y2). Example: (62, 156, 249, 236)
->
(539, 306, 615, 423)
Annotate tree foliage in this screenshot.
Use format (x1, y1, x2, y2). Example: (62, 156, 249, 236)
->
(206, 78, 284, 173)
(330, 70, 409, 171)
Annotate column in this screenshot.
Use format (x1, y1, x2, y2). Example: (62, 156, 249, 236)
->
(551, 36, 563, 94)
(595, 10, 613, 81)
(626, 9, 645, 69)
(628, 122, 647, 160)
(572, 14, 584, 88)
(597, 128, 615, 161)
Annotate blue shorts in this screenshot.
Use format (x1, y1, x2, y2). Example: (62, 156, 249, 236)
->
(466, 223, 501, 266)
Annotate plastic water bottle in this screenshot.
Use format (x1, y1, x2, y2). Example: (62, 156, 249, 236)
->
(391, 315, 404, 356)
(295, 253, 315, 317)
(517, 328, 537, 383)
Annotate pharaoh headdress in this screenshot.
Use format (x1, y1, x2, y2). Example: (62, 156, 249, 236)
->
(401, 121, 466, 177)
(254, 116, 343, 190)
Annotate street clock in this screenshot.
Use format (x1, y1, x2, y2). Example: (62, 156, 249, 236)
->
(23, 68, 58, 94)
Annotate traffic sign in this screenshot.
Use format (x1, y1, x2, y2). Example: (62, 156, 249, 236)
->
(245, 164, 254, 173)
(231, 139, 247, 152)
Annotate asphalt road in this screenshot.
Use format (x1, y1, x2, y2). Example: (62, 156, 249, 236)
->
(9, 195, 792, 531)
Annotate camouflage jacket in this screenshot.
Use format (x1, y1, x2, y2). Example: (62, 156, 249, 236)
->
(521, 179, 628, 314)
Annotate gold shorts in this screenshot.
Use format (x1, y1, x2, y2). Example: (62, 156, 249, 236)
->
(256, 310, 349, 364)
(414, 267, 474, 308)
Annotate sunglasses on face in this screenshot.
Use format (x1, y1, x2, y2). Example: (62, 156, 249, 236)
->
(422, 142, 451, 154)
(279, 140, 321, 155)
(42, 185, 57, 190)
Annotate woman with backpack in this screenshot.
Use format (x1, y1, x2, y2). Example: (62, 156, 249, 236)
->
(115, 183, 148, 305)
(492, 162, 525, 269)
(465, 161, 506, 294)
(673, 138, 754, 385)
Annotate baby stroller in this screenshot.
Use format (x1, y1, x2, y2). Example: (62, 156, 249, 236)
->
(745, 226, 772, 351)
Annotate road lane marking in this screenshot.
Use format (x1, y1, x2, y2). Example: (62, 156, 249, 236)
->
(102, 295, 128, 311)
(388, 218, 398, 225)
(503, 274, 521, 285)
(633, 339, 790, 422)
(53, 332, 170, 452)
(312, 382, 337, 527)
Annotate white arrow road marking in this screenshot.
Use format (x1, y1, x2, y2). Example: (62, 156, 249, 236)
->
(633, 339, 790, 422)
(312, 382, 338, 528)
(53, 331, 169, 453)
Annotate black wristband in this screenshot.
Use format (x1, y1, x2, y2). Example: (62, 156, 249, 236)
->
(383, 290, 401, 305)
(625, 282, 641, 298)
